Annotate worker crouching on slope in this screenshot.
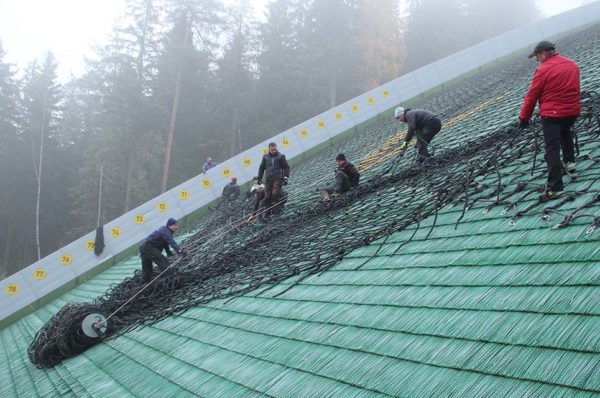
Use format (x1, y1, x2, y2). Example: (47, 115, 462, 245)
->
(394, 107, 442, 163)
(221, 176, 241, 203)
(247, 176, 265, 222)
(518, 40, 581, 200)
(321, 153, 360, 201)
(139, 218, 186, 283)
(257, 142, 290, 215)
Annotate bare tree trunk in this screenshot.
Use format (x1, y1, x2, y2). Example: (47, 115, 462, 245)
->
(35, 90, 49, 261)
(137, 0, 151, 79)
(329, 68, 337, 108)
(124, 155, 135, 212)
(125, 0, 152, 209)
(97, 165, 104, 226)
(230, 107, 239, 157)
(161, 17, 191, 193)
(230, 8, 244, 158)
(2, 221, 13, 278)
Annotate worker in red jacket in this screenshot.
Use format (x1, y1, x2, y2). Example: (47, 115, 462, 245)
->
(519, 41, 581, 200)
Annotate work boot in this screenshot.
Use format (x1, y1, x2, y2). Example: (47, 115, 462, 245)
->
(563, 162, 576, 175)
(540, 190, 563, 202)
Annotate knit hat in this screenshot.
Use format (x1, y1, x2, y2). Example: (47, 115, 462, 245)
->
(336, 153, 346, 161)
(394, 107, 404, 119)
(166, 218, 177, 227)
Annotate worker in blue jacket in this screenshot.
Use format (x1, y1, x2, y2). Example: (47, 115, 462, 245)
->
(139, 218, 185, 283)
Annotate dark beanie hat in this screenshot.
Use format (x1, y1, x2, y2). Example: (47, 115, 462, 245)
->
(166, 218, 177, 227)
(336, 153, 346, 161)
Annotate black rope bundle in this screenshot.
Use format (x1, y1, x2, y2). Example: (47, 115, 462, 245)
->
(28, 27, 600, 368)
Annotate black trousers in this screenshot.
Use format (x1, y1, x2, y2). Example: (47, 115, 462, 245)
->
(139, 244, 169, 283)
(542, 116, 577, 191)
(416, 118, 442, 160)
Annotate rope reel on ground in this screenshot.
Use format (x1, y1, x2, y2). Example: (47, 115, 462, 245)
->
(81, 313, 108, 338)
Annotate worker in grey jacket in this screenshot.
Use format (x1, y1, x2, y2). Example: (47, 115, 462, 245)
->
(394, 107, 442, 162)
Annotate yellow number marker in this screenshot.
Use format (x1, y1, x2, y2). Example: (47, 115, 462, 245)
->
(60, 254, 73, 265)
(201, 178, 212, 189)
(157, 201, 168, 212)
(34, 268, 46, 280)
(179, 189, 190, 200)
(5, 283, 19, 295)
(110, 227, 121, 238)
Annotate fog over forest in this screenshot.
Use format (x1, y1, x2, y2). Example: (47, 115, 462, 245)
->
(0, 0, 542, 276)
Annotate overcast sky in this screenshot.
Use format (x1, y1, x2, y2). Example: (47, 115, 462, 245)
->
(0, 0, 596, 80)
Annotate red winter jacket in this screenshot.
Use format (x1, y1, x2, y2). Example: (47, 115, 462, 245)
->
(519, 53, 581, 120)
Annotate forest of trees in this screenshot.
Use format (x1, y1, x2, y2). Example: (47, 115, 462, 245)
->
(0, 0, 539, 276)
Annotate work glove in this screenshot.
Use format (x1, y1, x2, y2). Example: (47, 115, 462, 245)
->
(398, 141, 408, 157)
(518, 118, 530, 128)
(256, 179, 262, 185)
(283, 177, 289, 186)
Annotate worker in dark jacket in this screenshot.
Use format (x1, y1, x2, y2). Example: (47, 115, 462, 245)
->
(395, 107, 442, 162)
(257, 143, 290, 215)
(221, 176, 241, 202)
(519, 41, 581, 200)
(139, 218, 185, 283)
(321, 154, 360, 200)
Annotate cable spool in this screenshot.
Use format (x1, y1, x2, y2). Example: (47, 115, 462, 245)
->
(81, 313, 108, 338)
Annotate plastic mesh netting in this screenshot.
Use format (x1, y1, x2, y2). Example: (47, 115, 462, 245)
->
(28, 26, 600, 368)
